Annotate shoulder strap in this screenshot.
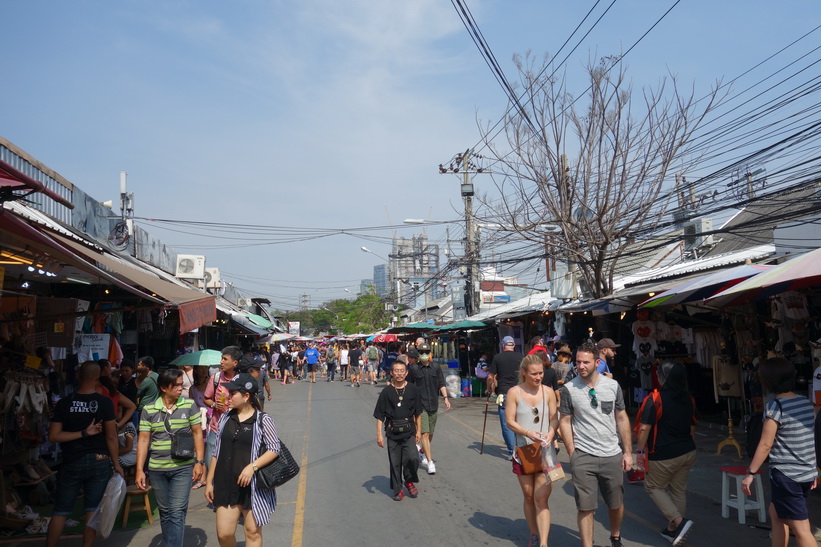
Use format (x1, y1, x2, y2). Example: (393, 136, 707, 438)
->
(634, 389, 662, 452)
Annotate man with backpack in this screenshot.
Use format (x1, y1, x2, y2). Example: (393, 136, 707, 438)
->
(202, 346, 240, 475)
(366, 342, 380, 385)
(634, 360, 697, 546)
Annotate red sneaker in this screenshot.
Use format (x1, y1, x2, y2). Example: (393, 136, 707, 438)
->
(405, 482, 418, 498)
(392, 490, 404, 501)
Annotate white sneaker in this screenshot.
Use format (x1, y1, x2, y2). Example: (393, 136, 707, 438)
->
(426, 462, 436, 475)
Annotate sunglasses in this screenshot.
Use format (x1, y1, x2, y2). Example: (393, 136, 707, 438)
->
(418, 351, 431, 355)
(588, 388, 598, 408)
(531, 407, 540, 423)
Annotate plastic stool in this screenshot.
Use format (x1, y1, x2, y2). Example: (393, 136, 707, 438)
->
(122, 484, 154, 527)
(720, 466, 765, 524)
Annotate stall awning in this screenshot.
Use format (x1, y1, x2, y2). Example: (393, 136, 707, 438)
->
(0, 210, 162, 303)
(50, 233, 216, 334)
(0, 158, 73, 209)
(215, 300, 272, 336)
(246, 313, 273, 329)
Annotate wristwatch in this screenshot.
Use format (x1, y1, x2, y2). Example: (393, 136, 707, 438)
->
(195, 460, 205, 465)
(252, 462, 259, 471)
(746, 468, 756, 475)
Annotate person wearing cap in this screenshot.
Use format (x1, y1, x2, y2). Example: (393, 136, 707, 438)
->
(408, 342, 450, 474)
(488, 336, 523, 457)
(136, 368, 205, 547)
(205, 373, 280, 547)
(374, 360, 422, 501)
(553, 345, 573, 386)
(597, 338, 620, 379)
(203, 346, 241, 475)
(238, 355, 272, 410)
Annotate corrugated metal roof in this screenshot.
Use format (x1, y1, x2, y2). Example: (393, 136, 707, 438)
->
(616, 244, 775, 288)
(468, 291, 556, 321)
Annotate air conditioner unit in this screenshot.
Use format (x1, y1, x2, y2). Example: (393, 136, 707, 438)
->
(384, 303, 399, 312)
(175, 254, 206, 279)
(237, 298, 252, 307)
(204, 268, 221, 288)
(683, 218, 714, 249)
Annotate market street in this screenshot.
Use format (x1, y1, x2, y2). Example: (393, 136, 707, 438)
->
(50, 378, 812, 547)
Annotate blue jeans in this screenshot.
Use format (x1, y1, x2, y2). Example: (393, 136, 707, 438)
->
(53, 453, 112, 514)
(149, 467, 193, 547)
(498, 398, 516, 453)
(205, 429, 217, 469)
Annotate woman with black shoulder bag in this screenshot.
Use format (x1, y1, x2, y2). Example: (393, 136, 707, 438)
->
(205, 373, 280, 547)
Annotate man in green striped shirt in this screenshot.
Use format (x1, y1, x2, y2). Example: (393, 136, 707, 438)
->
(136, 368, 205, 547)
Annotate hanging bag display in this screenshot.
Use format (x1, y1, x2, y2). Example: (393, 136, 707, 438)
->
(514, 386, 547, 475)
(255, 412, 300, 489)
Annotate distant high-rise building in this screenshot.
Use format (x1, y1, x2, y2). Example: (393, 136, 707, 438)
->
(373, 264, 389, 297)
(391, 234, 439, 307)
(360, 279, 374, 295)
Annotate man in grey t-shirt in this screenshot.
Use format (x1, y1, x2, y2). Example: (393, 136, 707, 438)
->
(559, 341, 633, 547)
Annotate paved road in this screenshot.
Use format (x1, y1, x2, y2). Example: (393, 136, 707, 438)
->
(48, 377, 818, 546)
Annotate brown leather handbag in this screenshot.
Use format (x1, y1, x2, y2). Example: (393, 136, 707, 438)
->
(514, 387, 546, 475)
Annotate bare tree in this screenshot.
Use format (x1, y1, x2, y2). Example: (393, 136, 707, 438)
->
(478, 53, 722, 298)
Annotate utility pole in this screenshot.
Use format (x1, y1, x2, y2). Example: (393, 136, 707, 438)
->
(439, 149, 488, 317)
(461, 152, 480, 317)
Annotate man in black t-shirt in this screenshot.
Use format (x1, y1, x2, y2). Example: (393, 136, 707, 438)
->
(46, 361, 122, 547)
(374, 361, 422, 500)
(487, 336, 522, 457)
(349, 344, 363, 387)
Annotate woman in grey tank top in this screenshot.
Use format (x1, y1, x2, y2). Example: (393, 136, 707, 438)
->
(505, 354, 559, 547)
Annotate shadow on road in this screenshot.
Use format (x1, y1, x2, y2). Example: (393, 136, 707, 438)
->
(468, 511, 579, 544)
(362, 474, 393, 498)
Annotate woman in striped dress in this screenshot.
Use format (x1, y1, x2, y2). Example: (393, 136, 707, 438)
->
(205, 372, 281, 547)
(743, 357, 818, 547)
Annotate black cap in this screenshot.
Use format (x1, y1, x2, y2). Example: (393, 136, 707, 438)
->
(237, 354, 262, 373)
(221, 373, 259, 395)
(418, 343, 432, 353)
(407, 347, 419, 359)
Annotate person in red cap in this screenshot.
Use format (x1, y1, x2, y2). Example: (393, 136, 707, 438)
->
(597, 338, 620, 379)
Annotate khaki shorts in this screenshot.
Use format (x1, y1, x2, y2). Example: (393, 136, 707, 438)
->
(349, 365, 361, 375)
(570, 450, 624, 511)
(420, 410, 438, 435)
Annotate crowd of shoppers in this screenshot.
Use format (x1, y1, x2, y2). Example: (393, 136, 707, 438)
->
(44, 331, 821, 547)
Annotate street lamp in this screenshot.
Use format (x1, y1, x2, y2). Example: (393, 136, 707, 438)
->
(361, 246, 404, 306)
(360, 246, 387, 261)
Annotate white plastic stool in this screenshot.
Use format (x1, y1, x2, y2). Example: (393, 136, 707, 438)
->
(720, 466, 765, 524)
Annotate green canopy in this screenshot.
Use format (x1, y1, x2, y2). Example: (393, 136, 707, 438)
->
(388, 321, 437, 333)
(246, 313, 273, 329)
(434, 319, 489, 332)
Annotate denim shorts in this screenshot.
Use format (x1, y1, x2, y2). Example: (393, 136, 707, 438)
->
(53, 453, 112, 515)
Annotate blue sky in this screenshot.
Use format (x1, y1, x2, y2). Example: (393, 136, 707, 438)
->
(2, 1, 819, 310)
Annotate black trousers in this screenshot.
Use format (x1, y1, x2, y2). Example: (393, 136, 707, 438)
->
(387, 434, 420, 494)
